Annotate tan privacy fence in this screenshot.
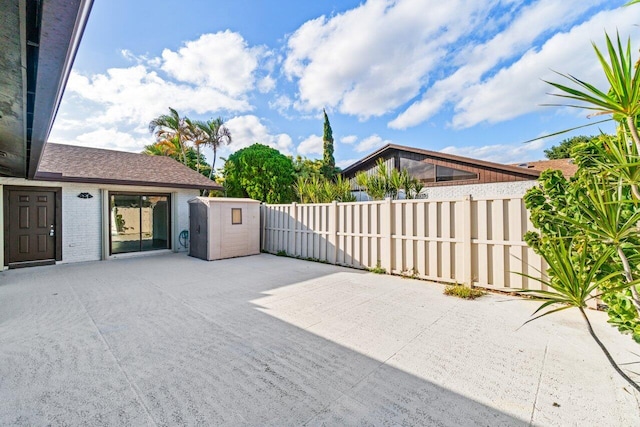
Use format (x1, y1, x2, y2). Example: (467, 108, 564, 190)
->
(260, 197, 547, 291)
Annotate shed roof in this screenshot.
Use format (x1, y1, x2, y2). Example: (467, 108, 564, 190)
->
(35, 143, 222, 190)
(189, 197, 261, 204)
(341, 143, 541, 179)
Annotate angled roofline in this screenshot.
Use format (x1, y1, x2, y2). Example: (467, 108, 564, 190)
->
(35, 143, 224, 191)
(341, 143, 541, 178)
(34, 172, 222, 191)
(27, 0, 95, 179)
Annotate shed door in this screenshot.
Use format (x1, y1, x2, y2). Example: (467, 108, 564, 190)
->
(189, 202, 208, 260)
(6, 190, 57, 266)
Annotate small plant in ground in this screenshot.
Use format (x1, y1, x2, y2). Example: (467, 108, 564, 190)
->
(401, 268, 419, 279)
(444, 284, 486, 300)
(369, 261, 386, 274)
(276, 250, 287, 257)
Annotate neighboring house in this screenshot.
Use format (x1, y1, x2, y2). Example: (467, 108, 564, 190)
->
(0, 144, 221, 268)
(341, 144, 541, 199)
(513, 159, 578, 179)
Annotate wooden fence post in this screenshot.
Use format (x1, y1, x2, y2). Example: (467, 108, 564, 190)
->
(329, 201, 338, 264)
(463, 195, 473, 288)
(260, 204, 265, 251)
(289, 202, 297, 255)
(382, 198, 393, 274)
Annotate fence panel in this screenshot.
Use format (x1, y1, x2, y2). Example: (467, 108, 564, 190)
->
(261, 195, 546, 291)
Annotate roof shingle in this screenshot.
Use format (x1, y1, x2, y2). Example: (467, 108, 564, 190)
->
(35, 143, 222, 190)
(512, 159, 578, 179)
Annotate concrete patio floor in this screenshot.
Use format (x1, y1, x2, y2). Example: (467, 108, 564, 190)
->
(0, 253, 639, 426)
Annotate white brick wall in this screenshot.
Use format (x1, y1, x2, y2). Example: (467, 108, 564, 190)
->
(61, 183, 103, 263)
(420, 180, 538, 199)
(0, 178, 200, 265)
(354, 180, 539, 201)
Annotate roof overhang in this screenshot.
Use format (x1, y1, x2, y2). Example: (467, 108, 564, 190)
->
(341, 143, 541, 179)
(34, 172, 224, 191)
(0, 0, 93, 179)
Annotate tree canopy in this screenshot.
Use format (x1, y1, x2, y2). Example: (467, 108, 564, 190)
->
(222, 143, 295, 203)
(143, 138, 212, 178)
(321, 109, 337, 178)
(544, 135, 601, 159)
(292, 156, 324, 180)
(146, 108, 231, 181)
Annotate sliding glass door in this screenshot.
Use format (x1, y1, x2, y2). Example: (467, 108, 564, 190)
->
(110, 193, 171, 254)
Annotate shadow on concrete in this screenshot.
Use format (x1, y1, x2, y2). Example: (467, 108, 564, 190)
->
(0, 253, 527, 426)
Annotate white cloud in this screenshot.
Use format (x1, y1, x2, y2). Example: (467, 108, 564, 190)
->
(389, 0, 603, 129)
(257, 75, 276, 93)
(51, 127, 153, 152)
(161, 31, 265, 97)
(224, 115, 293, 155)
(340, 135, 357, 144)
(284, 0, 497, 118)
(268, 94, 293, 115)
(52, 30, 272, 153)
(355, 134, 391, 153)
(65, 67, 252, 127)
(440, 138, 546, 164)
(337, 158, 358, 169)
(297, 134, 323, 156)
(448, 8, 639, 129)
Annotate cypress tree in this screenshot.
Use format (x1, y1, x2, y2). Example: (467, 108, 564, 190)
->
(322, 109, 336, 178)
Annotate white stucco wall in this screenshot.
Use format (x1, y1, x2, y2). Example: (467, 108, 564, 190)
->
(175, 190, 197, 252)
(0, 178, 199, 267)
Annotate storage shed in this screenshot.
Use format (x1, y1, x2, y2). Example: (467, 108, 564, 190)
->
(188, 197, 261, 261)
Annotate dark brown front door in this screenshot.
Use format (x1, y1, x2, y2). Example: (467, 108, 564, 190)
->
(6, 189, 57, 266)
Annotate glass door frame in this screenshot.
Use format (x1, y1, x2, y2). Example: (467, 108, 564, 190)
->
(108, 191, 172, 255)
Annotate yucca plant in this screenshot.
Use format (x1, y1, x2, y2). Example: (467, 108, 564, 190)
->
(519, 237, 639, 391)
(519, 2, 640, 395)
(295, 175, 356, 203)
(587, 133, 640, 199)
(545, 33, 640, 148)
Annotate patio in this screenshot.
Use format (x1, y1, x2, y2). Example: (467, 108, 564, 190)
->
(0, 253, 638, 426)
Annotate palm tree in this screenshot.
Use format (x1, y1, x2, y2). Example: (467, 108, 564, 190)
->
(143, 136, 182, 158)
(195, 117, 232, 180)
(149, 107, 188, 166)
(184, 118, 207, 173)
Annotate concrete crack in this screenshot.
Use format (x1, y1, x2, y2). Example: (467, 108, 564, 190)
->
(65, 275, 159, 427)
(529, 341, 549, 427)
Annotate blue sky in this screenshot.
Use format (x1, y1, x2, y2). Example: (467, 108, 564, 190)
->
(50, 0, 639, 169)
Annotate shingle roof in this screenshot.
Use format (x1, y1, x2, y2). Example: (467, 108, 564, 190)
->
(35, 143, 222, 190)
(512, 159, 578, 179)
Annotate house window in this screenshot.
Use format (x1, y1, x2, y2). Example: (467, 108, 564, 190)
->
(231, 208, 242, 225)
(110, 193, 171, 254)
(399, 157, 435, 182)
(435, 165, 478, 182)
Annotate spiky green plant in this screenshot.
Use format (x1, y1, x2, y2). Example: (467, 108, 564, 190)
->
(518, 238, 638, 391)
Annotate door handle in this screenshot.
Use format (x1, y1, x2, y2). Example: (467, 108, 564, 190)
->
(50, 225, 54, 237)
